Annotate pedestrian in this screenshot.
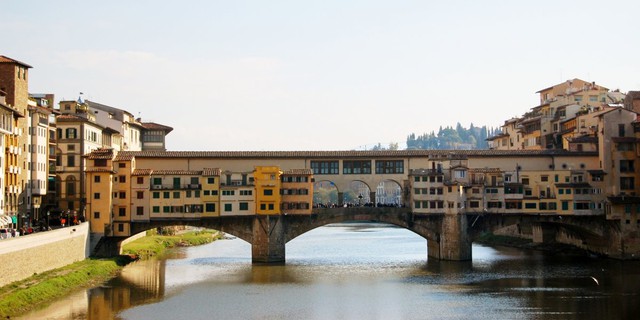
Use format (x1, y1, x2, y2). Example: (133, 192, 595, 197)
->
(61, 217, 66, 227)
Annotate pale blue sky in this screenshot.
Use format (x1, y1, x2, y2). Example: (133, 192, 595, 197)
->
(3, 0, 639, 150)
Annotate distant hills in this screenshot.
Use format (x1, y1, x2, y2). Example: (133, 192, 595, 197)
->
(406, 123, 500, 150)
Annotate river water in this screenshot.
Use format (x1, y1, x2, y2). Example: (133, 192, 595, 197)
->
(20, 223, 640, 319)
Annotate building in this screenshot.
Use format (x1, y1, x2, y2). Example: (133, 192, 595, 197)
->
(0, 56, 30, 227)
(26, 94, 58, 226)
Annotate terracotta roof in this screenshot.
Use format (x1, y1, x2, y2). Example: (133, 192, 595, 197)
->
(0, 55, 33, 68)
(485, 133, 509, 141)
(57, 114, 90, 122)
(114, 149, 597, 159)
(150, 170, 203, 176)
(85, 168, 116, 173)
(612, 137, 639, 143)
(283, 169, 313, 175)
(142, 122, 173, 133)
(468, 168, 502, 173)
(555, 182, 592, 188)
(570, 135, 598, 143)
(85, 148, 114, 159)
(202, 168, 221, 176)
(114, 153, 134, 161)
(132, 169, 153, 176)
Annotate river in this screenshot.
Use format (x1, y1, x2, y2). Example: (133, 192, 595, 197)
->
(19, 223, 640, 319)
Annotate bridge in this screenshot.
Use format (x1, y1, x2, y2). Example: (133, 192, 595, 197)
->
(95, 206, 622, 262)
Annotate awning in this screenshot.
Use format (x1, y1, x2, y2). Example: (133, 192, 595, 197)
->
(0, 216, 12, 227)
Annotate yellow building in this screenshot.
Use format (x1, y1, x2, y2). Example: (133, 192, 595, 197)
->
(201, 168, 221, 217)
(281, 169, 313, 214)
(254, 166, 282, 215)
(85, 148, 116, 234)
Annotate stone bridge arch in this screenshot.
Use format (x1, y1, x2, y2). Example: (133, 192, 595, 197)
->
(284, 207, 439, 243)
(467, 213, 622, 256)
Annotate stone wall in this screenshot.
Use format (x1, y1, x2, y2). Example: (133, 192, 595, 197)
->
(0, 222, 90, 287)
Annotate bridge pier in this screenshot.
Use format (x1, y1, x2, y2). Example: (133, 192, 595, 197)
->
(252, 215, 286, 263)
(428, 214, 471, 261)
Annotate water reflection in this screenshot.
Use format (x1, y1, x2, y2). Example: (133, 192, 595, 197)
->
(18, 224, 640, 320)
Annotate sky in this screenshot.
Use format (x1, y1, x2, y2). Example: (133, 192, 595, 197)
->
(3, 0, 640, 151)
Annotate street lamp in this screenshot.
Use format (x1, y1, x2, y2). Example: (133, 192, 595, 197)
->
(358, 194, 363, 206)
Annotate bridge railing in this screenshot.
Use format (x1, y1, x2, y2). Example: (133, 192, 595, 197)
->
(150, 183, 202, 190)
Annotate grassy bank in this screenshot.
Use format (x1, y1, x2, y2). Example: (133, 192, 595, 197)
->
(0, 256, 131, 318)
(0, 229, 220, 318)
(121, 229, 222, 259)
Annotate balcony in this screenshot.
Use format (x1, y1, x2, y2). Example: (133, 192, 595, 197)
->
(150, 184, 202, 190)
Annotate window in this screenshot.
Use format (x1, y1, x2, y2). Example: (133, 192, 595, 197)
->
(619, 124, 626, 137)
(454, 170, 466, 179)
(119, 163, 126, 168)
(310, 161, 339, 174)
(119, 191, 126, 199)
(136, 191, 144, 199)
(487, 201, 502, 208)
(525, 203, 537, 209)
(469, 201, 480, 208)
(152, 206, 160, 213)
(119, 207, 126, 216)
(67, 155, 75, 167)
(137, 177, 144, 184)
(343, 160, 372, 174)
(94, 176, 101, 183)
(268, 204, 274, 210)
(224, 203, 232, 212)
(620, 160, 635, 173)
(136, 207, 144, 216)
(541, 176, 548, 182)
(521, 178, 529, 185)
(239, 202, 249, 210)
(375, 160, 404, 174)
(222, 190, 234, 196)
(163, 192, 170, 199)
(119, 175, 126, 183)
(264, 189, 273, 196)
(207, 177, 215, 184)
(203, 190, 210, 196)
(163, 206, 171, 213)
(93, 212, 100, 219)
(118, 224, 124, 232)
(65, 128, 77, 139)
(173, 191, 180, 199)
(152, 177, 162, 185)
(240, 190, 252, 196)
(66, 180, 76, 196)
(206, 203, 216, 212)
(260, 204, 266, 210)
(621, 177, 635, 190)
(618, 142, 634, 151)
(94, 193, 100, 199)
(152, 192, 160, 199)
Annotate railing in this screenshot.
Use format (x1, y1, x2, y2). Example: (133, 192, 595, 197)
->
(150, 184, 202, 190)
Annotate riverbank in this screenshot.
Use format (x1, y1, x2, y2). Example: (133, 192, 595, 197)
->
(121, 229, 222, 259)
(0, 229, 220, 318)
(475, 233, 595, 257)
